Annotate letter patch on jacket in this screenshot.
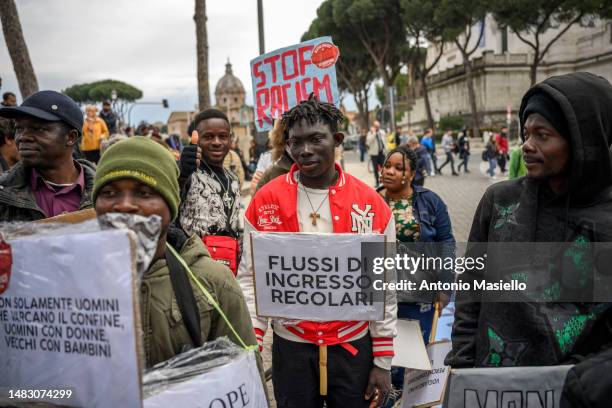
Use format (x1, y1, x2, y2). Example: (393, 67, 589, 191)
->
(256, 204, 283, 229)
(350, 204, 374, 233)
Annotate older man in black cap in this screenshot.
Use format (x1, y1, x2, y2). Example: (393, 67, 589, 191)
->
(0, 90, 96, 222)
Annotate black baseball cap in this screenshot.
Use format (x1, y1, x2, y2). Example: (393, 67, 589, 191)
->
(0, 90, 83, 132)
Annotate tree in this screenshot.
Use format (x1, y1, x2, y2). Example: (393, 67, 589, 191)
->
(332, 0, 407, 132)
(0, 0, 38, 98)
(436, 0, 487, 139)
(303, 0, 378, 129)
(492, 0, 612, 86)
(63, 79, 143, 123)
(194, 0, 210, 109)
(401, 0, 445, 130)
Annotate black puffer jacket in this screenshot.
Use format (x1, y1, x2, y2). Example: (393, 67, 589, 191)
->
(446, 72, 612, 368)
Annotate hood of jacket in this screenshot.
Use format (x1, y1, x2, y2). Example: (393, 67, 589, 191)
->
(519, 72, 612, 201)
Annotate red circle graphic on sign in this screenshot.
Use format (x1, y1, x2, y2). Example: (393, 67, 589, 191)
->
(311, 42, 340, 69)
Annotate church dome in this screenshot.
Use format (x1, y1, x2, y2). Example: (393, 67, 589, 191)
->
(215, 60, 245, 96)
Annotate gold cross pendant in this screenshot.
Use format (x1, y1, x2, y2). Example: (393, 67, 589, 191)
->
(309, 212, 320, 226)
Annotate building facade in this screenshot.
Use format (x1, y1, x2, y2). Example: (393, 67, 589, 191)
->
(407, 16, 612, 133)
(214, 60, 254, 159)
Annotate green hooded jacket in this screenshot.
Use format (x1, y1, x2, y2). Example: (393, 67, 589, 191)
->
(141, 232, 259, 368)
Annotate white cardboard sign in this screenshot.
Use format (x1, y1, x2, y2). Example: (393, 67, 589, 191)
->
(0, 229, 140, 408)
(401, 341, 452, 408)
(145, 350, 267, 407)
(393, 320, 431, 370)
(251, 232, 386, 321)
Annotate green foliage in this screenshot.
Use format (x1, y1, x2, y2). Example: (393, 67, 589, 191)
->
(435, 0, 488, 46)
(63, 79, 142, 103)
(439, 114, 464, 130)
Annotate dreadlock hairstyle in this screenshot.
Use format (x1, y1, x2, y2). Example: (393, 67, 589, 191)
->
(383, 145, 418, 185)
(281, 93, 344, 139)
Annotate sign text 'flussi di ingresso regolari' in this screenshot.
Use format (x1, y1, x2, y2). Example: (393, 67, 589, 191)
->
(251, 232, 387, 322)
(250, 36, 340, 132)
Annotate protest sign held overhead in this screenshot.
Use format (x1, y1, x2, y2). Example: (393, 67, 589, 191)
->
(250, 36, 340, 132)
(0, 228, 141, 408)
(251, 232, 387, 322)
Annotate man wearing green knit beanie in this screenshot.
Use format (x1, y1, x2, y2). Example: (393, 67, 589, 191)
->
(93, 136, 263, 381)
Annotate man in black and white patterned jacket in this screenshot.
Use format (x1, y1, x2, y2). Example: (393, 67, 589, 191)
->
(177, 109, 242, 240)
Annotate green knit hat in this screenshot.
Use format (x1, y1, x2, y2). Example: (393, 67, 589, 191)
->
(93, 136, 180, 220)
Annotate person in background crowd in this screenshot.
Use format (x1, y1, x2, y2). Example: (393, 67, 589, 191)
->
(99, 100, 118, 135)
(446, 72, 612, 374)
(0, 120, 19, 173)
(0, 90, 95, 221)
(223, 142, 246, 188)
(420, 129, 436, 176)
(358, 127, 367, 162)
(484, 135, 498, 178)
(378, 145, 454, 405)
(495, 127, 510, 173)
(406, 135, 428, 186)
(367, 120, 386, 187)
(436, 129, 458, 176)
(250, 125, 277, 195)
(457, 131, 470, 173)
(166, 133, 183, 153)
(255, 122, 293, 192)
(1, 92, 17, 107)
(508, 145, 527, 179)
(81, 104, 109, 164)
(99, 133, 128, 155)
(247, 139, 259, 175)
(238, 95, 397, 408)
(93, 136, 261, 374)
(178, 108, 241, 241)
(124, 126, 135, 137)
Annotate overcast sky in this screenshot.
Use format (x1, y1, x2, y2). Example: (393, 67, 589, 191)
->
(0, 0, 334, 125)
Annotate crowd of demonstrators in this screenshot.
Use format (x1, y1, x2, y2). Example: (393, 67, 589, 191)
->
(436, 129, 459, 176)
(377, 145, 454, 405)
(0, 91, 95, 222)
(3, 71, 612, 406)
(238, 95, 397, 408)
(92, 136, 261, 372)
(446, 73, 612, 383)
(366, 120, 387, 187)
(81, 104, 109, 163)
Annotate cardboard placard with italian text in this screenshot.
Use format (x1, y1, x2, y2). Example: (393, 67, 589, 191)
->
(251, 232, 386, 322)
(0, 229, 141, 408)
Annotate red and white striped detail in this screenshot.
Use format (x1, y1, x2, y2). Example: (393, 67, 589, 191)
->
(254, 327, 265, 351)
(372, 337, 394, 357)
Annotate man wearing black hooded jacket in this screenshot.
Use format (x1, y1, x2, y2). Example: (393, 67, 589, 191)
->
(446, 72, 612, 372)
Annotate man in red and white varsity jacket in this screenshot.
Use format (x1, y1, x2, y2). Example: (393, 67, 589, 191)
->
(237, 95, 397, 408)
